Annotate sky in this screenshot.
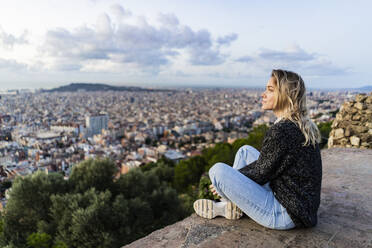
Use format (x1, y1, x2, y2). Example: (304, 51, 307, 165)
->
(0, 0, 371, 90)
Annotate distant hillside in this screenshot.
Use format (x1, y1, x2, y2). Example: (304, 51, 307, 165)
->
(44, 83, 173, 92)
(338, 85, 372, 92)
(357, 85, 372, 92)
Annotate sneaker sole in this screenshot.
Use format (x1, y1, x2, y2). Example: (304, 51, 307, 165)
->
(193, 199, 243, 220)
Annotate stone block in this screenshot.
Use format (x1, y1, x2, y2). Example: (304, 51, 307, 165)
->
(331, 120, 338, 128)
(334, 128, 344, 139)
(355, 94, 367, 103)
(344, 128, 351, 137)
(366, 112, 372, 122)
(335, 113, 343, 121)
(351, 114, 361, 121)
(350, 136, 360, 146)
(359, 133, 371, 142)
(352, 125, 368, 133)
(354, 102, 366, 110)
(345, 114, 352, 120)
(327, 136, 333, 147)
(351, 108, 358, 114)
(366, 95, 372, 104)
(340, 138, 348, 146)
(361, 142, 369, 147)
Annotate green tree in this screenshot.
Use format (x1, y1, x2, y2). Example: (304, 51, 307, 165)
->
(140, 161, 158, 172)
(173, 156, 207, 192)
(3, 172, 68, 245)
(1, 158, 189, 247)
(318, 121, 332, 149)
(202, 143, 234, 171)
(245, 124, 269, 150)
(26, 232, 52, 248)
(231, 124, 268, 157)
(69, 158, 117, 193)
(114, 168, 185, 243)
(50, 189, 116, 248)
(149, 162, 174, 185)
(115, 168, 157, 199)
(52, 241, 68, 248)
(198, 172, 219, 201)
(0, 214, 6, 246)
(0, 180, 12, 196)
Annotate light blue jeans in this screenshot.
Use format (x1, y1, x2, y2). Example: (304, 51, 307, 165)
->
(209, 145, 296, 230)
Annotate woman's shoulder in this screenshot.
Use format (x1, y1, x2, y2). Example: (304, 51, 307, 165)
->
(264, 119, 303, 144)
(270, 118, 320, 151)
(270, 118, 299, 134)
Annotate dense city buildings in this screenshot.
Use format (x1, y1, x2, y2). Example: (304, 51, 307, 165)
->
(85, 114, 109, 137)
(0, 87, 360, 205)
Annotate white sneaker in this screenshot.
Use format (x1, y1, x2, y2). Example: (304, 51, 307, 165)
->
(193, 199, 243, 220)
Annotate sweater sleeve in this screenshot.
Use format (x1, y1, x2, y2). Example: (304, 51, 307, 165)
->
(238, 125, 290, 185)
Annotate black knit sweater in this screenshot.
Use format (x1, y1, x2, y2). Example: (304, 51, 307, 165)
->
(238, 119, 322, 228)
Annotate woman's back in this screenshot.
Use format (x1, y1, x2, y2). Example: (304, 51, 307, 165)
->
(239, 118, 322, 228)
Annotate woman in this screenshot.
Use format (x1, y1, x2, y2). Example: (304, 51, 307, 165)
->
(193, 69, 322, 230)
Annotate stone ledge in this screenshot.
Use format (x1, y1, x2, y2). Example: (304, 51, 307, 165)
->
(124, 148, 372, 248)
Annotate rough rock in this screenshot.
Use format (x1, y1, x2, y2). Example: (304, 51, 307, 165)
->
(328, 93, 372, 149)
(355, 102, 366, 110)
(123, 148, 372, 248)
(334, 128, 344, 139)
(350, 136, 360, 146)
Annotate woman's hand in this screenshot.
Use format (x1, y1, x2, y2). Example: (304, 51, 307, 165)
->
(209, 184, 221, 198)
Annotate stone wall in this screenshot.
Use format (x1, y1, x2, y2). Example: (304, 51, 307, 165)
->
(328, 93, 372, 149)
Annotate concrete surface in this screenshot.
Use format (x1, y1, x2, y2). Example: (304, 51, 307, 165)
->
(123, 148, 372, 248)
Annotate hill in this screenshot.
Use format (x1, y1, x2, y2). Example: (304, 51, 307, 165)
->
(44, 83, 173, 92)
(357, 85, 372, 92)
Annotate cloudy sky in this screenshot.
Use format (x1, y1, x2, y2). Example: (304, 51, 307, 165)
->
(0, 0, 371, 89)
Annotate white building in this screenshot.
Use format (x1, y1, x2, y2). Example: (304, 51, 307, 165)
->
(85, 114, 109, 137)
(51, 124, 79, 135)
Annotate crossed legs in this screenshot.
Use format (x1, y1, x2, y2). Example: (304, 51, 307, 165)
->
(208, 145, 295, 230)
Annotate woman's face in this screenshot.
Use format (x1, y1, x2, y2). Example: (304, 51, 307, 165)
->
(261, 76, 276, 110)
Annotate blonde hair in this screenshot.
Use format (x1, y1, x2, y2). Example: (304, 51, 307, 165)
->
(271, 69, 321, 147)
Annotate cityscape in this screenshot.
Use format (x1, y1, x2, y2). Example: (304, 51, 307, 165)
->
(1, 0, 372, 246)
(0, 85, 359, 208)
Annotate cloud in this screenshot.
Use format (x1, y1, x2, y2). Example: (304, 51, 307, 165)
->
(217, 33, 238, 46)
(258, 46, 315, 62)
(50, 59, 83, 71)
(40, 5, 237, 72)
(0, 58, 28, 71)
(158, 13, 179, 27)
(0, 27, 28, 49)
(235, 45, 349, 77)
(235, 55, 253, 63)
(188, 47, 226, 66)
(110, 4, 132, 19)
(299, 62, 350, 76)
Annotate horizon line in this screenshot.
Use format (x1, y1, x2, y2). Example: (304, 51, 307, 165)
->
(0, 82, 371, 92)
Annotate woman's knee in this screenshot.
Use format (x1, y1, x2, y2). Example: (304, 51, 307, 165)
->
(238, 145, 260, 158)
(238, 145, 257, 153)
(209, 162, 229, 180)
